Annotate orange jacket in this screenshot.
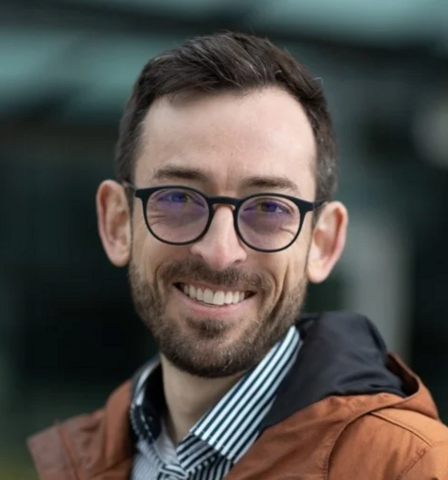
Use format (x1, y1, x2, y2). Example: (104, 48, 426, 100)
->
(28, 313, 448, 479)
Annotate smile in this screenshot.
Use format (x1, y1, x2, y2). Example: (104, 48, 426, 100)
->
(176, 283, 253, 306)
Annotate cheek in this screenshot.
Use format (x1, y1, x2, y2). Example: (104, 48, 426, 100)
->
(131, 217, 149, 261)
(133, 228, 190, 284)
(131, 213, 158, 280)
(273, 243, 309, 294)
(131, 204, 147, 242)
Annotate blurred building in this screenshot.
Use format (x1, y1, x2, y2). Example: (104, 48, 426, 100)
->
(1, 1, 448, 477)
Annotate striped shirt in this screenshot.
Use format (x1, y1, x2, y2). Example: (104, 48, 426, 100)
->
(130, 326, 301, 480)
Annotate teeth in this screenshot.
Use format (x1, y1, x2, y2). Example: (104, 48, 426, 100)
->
(203, 288, 214, 304)
(214, 291, 225, 305)
(224, 291, 233, 304)
(182, 284, 247, 306)
(190, 285, 196, 298)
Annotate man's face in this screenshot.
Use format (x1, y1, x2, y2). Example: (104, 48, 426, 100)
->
(129, 88, 317, 378)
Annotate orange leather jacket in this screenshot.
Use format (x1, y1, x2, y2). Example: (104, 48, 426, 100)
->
(28, 313, 448, 479)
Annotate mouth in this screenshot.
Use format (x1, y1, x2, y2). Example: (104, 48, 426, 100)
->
(174, 282, 255, 307)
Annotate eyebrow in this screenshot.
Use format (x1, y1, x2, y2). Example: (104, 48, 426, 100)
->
(150, 165, 302, 196)
(150, 165, 208, 183)
(239, 175, 301, 195)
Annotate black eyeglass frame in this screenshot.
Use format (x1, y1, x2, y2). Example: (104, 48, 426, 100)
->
(123, 182, 326, 253)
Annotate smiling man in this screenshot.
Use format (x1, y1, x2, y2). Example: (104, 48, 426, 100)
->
(28, 32, 448, 479)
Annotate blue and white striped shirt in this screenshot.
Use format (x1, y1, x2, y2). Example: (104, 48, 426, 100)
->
(130, 326, 301, 480)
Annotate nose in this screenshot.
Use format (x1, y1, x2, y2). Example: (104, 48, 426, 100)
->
(190, 205, 247, 271)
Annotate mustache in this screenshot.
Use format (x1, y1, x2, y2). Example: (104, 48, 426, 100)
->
(157, 258, 272, 292)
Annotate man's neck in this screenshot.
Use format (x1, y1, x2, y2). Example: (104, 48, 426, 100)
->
(160, 356, 245, 444)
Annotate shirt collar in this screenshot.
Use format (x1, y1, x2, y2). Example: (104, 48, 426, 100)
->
(191, 326, 300, 461)
(130, 326, 301, 463)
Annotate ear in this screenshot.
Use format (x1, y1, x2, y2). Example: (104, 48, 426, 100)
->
(96, 180, 131, 267)
(306, 201, 348, 283)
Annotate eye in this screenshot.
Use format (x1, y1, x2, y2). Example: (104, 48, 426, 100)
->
(149, 189, 208, 217)
(157, 190, 191, 203)
(258, 200, 286, 213)
(245, 198, 293, 215)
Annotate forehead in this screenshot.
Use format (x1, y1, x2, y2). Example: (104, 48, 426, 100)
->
(135, 87, 317, 198)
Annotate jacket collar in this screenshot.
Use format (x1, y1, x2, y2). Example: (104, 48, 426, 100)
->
(261, 311, 408, 430)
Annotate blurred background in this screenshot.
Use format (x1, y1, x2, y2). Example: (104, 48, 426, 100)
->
(1, 0, 448, 477)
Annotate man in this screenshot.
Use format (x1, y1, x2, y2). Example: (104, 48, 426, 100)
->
(28, 31, 448, 479)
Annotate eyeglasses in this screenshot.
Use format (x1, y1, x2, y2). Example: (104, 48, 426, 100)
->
(124, 183, 325, 253)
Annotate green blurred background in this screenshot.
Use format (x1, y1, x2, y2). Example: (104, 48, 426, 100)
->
(1, 0, 448, 477)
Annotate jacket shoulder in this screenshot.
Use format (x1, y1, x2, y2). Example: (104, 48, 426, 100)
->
(373, 407, 448, 446)
(329, 407, 448, 480)
(28, 381, 133, 480)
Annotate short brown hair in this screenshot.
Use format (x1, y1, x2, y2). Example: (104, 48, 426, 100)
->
(115, 31, 338, 200)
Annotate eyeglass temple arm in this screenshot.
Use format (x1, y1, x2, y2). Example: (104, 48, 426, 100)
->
(122, 180, 136, 191)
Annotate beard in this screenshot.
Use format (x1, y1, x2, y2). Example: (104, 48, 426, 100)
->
(128, 257, 308, 378)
